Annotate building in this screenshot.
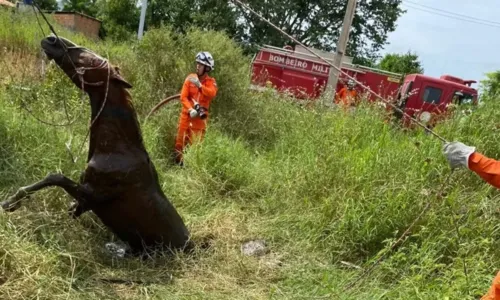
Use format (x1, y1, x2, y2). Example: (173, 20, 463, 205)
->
(52, 11, 102, 40)
(5, 1, 102, 40)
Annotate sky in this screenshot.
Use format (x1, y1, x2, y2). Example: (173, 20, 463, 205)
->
(380, 0, 500, 89)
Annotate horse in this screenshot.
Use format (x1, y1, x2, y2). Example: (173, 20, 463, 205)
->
(0, 34, 193, 256)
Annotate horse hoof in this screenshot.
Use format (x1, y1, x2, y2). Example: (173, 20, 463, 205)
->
(105, 242, 129, 258)
(0, 200, 21, 212)
(68, 202, 83, 218)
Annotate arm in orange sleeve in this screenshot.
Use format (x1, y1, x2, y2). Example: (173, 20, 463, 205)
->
(353, 90, 360, 105)
(200, 78, 217, 99)
(468, 152, 500, 189)
(481, 270, 500, 300)
(180, 78, 193, 111)
(335, 88, 345, 104)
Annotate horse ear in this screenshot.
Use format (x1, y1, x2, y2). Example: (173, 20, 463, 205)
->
(111, 71, 133, 89)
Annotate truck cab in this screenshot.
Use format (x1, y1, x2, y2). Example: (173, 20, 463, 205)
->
(396, 74, 478, 127)
(250, 44, 478, 128)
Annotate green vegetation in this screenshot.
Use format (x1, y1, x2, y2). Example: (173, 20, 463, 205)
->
(378, 50, 424, 75)
(24, 0, 406, 63)
(0, 10, 499, 299)
(480, 70, 500, 102)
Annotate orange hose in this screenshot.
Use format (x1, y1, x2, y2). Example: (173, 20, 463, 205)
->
(144, 94, 180, 122)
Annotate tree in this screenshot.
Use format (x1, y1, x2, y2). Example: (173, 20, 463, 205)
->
(236, 0, 405, 60)
(144, 0, 242, 39)
(377, 51, 424, 75)
(96, 0, 140, 41)
(33, 0, 59, 10)
(479, 71, 500, 102)
(62, 0, 98, 17)
(90, 0, 405, 63)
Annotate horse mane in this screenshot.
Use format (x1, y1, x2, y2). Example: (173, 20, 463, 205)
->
(118, 86, 148, 153)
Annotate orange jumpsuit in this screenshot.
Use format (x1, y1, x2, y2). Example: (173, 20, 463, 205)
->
(466, 153, 500, 299)
(335, 87, 358, 107)
(174, 73, 217, 163)
(468, 152, 500, 189)
(482, 270, 500, 300)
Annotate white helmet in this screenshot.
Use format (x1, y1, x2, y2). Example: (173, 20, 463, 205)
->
(347, 79, 355, 87)
(196, 51, 215, 71)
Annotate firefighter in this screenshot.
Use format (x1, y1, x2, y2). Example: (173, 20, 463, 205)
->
(443, 141, 500, 299)
(335, 79, 358, 109)
(174, 51, 218, 165)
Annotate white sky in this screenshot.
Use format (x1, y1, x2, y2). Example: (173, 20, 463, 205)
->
(381, 0, 500, 89)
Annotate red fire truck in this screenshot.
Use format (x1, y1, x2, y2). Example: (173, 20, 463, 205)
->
(250, 45, 478, 126)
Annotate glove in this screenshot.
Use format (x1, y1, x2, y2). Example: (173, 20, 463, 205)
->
(189, 76, 202, 89)
(189, 108, 199, 118)
(443, 141, 476, 169)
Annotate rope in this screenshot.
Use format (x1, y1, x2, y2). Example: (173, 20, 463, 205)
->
(32, 3, 82, 127)
(31, 0, 79, 72)
(446, 196, 470, 290)
(1, 1, 112, 162)
(32, 4, 46, 37)
(0, 1, 87, 127)
(72, 59, 112, 163)
(0, 53, 79, 127)
(229, 0, 468, 294)
(231, 0, 449, 144)
(342, 170, 455, 293)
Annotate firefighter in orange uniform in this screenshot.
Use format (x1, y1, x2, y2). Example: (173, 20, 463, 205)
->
(174, 51, 218, 165)
(335, 79, 358, 109)
(443, 141, 500, 299)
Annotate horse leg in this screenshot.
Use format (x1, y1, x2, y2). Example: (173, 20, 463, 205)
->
(0, 173, 98, 217)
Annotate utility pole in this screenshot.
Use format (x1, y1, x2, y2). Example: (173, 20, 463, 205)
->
(138, 0, 148, 40)
(327, 0, 357, 106)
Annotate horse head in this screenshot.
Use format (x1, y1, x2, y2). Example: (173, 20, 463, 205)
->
(40, 34, 132, 93)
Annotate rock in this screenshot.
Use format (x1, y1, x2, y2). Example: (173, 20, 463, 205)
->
(105, 242, 128, 258)
(241, 239, 268, 257)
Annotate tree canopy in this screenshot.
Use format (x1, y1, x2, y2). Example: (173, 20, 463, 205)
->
(237, 0, 405, 60)
(31, 0, 406, 63)
(37, 0, 59, 10)
(61, 0, 98, 16)
(479, 71, 500, 102)
(377, 51, 424, 75)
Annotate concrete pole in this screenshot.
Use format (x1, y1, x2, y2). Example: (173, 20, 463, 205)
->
(327, 0, 357, 106)
(138, 0, 148, 40)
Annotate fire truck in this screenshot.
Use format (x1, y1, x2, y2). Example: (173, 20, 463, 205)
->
(250, 44, 478, 126)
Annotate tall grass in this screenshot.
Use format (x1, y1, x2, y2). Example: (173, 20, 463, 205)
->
(0, 9, 499, 299)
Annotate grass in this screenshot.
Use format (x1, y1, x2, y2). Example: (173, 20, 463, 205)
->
(1, 9, 500, 299)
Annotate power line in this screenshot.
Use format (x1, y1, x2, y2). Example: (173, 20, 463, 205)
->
(402, 3, 500, 29)
(404, 0, 500, 26)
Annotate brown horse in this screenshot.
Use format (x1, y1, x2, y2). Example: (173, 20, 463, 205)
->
(0, 35, 192, 256)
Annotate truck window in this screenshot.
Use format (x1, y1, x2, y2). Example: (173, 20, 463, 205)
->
(403, 81, 413, 97)
(397, 80, 413, 106)
(422, 86, 442, 104)
(452, 91, 474, 105)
